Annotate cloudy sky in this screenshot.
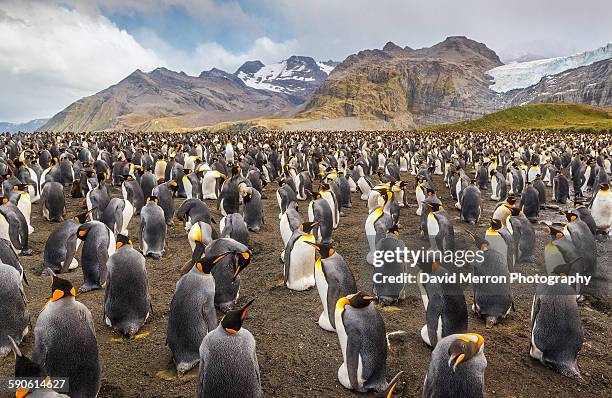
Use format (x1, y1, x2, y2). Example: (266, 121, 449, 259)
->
(1, 0, 610, 122)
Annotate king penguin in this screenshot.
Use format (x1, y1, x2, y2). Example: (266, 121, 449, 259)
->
(335, 291, 388, 393)
(32, 274, 101, 398)
(590, 182, 612, 235)
(530, 260, 583, 379)
(197, 299, 262, 398)
(422, 333, 486, 398)
(167, 252, 219, 376)
(417, 262, 468, 348)
(104, 235, 151, 339)
(76, 220, 115, 292)
(140, 196, 167, 259)
(305, 241, 357, 332)
(0, 263, 29, 357)
(283, 221, 318, 291)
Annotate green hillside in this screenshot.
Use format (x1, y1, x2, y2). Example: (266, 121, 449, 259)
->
(423, 103, 612, 132)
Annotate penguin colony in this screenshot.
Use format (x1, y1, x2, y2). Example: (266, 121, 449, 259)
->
(0, 130, 609, 397)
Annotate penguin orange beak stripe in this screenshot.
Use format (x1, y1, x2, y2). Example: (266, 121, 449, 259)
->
(50, 289, 64, 301)
(449, 353, 465, 371)
(225, 328, 238, 334)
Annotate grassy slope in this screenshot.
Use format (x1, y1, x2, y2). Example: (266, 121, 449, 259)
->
(422, 103, 612, 132)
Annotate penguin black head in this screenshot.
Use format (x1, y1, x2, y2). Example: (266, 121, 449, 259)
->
(506, 195, 517, 205)
(309, 190, 322, 200)
(387, 224, 400, 237)
(73, 210, 91, 224)
(490, 218, 502, 230)
(233, 250, 252, 280)
(447, 333, 485, 372)
(426, 202, 442, 212)
(9, 336, 39, 374)
(300, 221, 319, 234)
(544, 223, 565, 240)
(560, 210, 578, 222)
(304, 241, 336, 259)
(220, 299, 255, 334)
(122, 174, 134, 181)
(425, 187, 435, 196)
(242, 190, 253, 202)
(116, 234, 132, 249)
(168, 180, 179, 192)
(231, 165, 241, 177)
(339, 291, 376, 309)
(600, 182, 610, 191)
(489, 169, 497, 177)
(97, 172, 106, 183)
(76, 224, 89, 240)
(12, 183, 28, 192)
(509, 207, 522, 217)
(0, 196, 9, 204)
(320, 182, 331, 191)
(147, 195, 159, 204)
(50, 274, 76, 302)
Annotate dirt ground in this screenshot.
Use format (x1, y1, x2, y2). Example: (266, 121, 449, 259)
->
(1, 172, 610, 398)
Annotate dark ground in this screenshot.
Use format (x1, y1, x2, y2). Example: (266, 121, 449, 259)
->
(0, 172, 610, 398)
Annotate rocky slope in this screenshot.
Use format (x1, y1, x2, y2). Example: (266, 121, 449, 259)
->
(302, 36, 507, 126)
(40, 67, 296, 132)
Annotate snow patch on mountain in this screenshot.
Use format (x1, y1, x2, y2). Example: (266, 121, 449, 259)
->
(487, 43, 612, 93)
(235, 56, 335, 95)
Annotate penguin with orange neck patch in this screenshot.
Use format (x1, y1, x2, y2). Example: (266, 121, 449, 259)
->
(8, 336, 69, 397)
(167, 249, 220, 377)
(335, 291, 388, 393)
(32, 274, 101, 398)
(104, 235, 151, 339)
(197, 299, 262, 398)
(422, 333, 486, 398)
(417, 261, 467, 348)
(305, 241, 356, 332)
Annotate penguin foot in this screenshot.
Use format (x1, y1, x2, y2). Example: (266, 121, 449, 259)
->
(318, 312, 335, 332)
(69, 258, 79, 270)
(78, 284, 101, 293)
(420, 325, 432, 347)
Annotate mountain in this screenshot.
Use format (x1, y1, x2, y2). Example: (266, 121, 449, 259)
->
(302, 36, 506, 126)
(488, 43, 612, 92)
(234, 56, 337, 103)
(505, 59, 612, 107)
(40, 67, 297, 132)
(0, 118, 49, 133)
(424, 103, 612, 132)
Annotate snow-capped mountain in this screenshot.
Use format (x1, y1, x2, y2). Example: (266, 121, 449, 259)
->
(487, 43, 612, 92)
(235, 56, 338, 103)
(0, 118, 49, 133)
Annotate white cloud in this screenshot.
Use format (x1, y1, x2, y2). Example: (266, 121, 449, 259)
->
(0, 0, 297, 122)
(0, 0, 163, 122)
(135, 28, 297, 75)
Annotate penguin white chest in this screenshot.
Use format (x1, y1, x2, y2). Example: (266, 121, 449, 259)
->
(592, 193, 612, 230)
(427, 213, 440, 237)
(279, 213, 292, 245)
(287, 236, 316, 291)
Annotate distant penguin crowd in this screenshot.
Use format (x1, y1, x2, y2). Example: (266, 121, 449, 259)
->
(0, 129, 610, 397)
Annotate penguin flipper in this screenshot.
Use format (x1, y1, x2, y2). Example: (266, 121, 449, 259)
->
(326, 282, 340, 329)
(345, 324, 362, 390)
(62, 233, 78, 274)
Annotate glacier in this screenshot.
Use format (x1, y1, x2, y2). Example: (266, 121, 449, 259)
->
(487, 43, 612, 93)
